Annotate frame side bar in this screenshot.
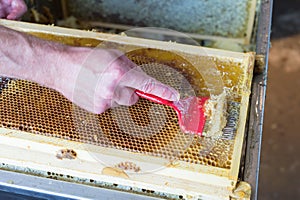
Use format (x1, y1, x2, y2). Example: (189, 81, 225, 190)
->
(243, 0, 273, 199)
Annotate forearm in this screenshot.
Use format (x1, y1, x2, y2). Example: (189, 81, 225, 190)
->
(0, 25, 79, 90)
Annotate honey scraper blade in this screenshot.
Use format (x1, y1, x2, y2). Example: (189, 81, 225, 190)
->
(135, 90, 209, 136)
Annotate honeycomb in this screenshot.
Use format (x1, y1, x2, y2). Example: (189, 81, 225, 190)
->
(0, 34, 248, 169)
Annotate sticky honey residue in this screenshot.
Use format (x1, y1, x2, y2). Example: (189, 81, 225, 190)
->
(102, 167, 129, 179)
(231, 182, 251, 199)
(203, 91, 228, 138)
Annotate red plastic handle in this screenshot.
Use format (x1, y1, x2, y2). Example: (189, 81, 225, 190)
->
(135, 90, 174, 107)
(135, 89, 208, 136)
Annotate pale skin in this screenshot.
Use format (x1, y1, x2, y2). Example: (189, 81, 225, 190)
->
(0, 0, 180, 114)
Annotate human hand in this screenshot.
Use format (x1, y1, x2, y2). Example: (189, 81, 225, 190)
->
(54, 47, 180, 114)
(0, 24, 178, 114)
(0, 0, 27, 20)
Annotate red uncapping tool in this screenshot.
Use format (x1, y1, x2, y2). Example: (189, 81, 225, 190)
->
(135, 90, 209, 136)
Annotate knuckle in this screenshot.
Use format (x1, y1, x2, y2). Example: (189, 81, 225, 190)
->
(112, 67, 124, 78)
(108, 64, 128, 82)
(141, 79, 155, 93)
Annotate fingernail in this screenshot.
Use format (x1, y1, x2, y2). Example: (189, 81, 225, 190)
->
(171, 91, 180, 101)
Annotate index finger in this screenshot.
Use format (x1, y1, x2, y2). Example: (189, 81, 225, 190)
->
(120, 67, 180, 102)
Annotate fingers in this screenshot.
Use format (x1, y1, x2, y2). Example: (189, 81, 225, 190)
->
(120, 68, 180, 102)
(6, 0, 27, 20)
(113, 57, 180, 101)
(84, 49, 179, 103)
(6, 10, 21, 20)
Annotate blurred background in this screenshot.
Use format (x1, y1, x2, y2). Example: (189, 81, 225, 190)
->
(258, 0, 300, 199)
